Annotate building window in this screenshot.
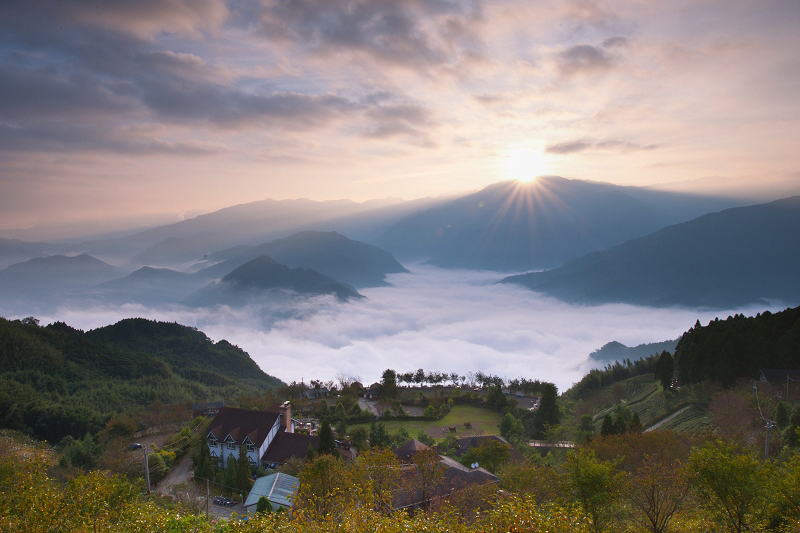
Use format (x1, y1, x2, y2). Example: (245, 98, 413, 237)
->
(208, 438, 217, 447)
(246, 444, 254, 452)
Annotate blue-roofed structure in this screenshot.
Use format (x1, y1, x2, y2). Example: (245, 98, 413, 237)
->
(243, 473, 299, 513)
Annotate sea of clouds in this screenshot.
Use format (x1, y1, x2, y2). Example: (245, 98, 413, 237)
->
(33, 264, 782, 392)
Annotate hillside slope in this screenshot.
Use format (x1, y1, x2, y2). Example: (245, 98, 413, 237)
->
(503, 196, 800, 308)
(0, 317, 283, 443)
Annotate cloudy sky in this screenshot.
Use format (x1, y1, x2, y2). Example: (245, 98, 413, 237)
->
(2, 0, 799, 235)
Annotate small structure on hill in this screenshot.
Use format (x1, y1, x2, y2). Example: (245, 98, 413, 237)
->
(758, 369, 800, 400)
(192, 401, 224, 418)
(244, 473, 298, 514)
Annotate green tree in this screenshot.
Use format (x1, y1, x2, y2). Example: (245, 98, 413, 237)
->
(629, 412, 643, 434)
(350, 426, 368, 451)
(776, 401, 790, 429)
(334, 402, 347, 421)
(378, 369, 398, 399)
(535, 383, 560, 437)
(317, 419, 338, 457)
(654, 351, 674, 390)
(687, 439, 769, 533)
(626, 455, 690, 533)
(461, 440, 511, 473)
(499, 412, 524, 441)
(600, 415, 614, 437)
(236, 445, 251, 492)
(194, 439, 212, 481)
(486, 385, 509, 411)
(417, 430, 435, 447)
(613, 414, 627, 435)
(564, 448, 623, 533)
(369, 420, 390, 449)
(335, 417, 348, 439)
(256, 495, 272, 513)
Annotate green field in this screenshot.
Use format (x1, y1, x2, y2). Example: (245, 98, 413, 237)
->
(353, 405, 504, 441)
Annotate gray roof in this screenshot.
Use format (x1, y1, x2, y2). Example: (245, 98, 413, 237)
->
(244, 473, 299, 509)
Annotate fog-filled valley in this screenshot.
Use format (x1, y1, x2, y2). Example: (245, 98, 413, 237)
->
(2, 177, 798, 391)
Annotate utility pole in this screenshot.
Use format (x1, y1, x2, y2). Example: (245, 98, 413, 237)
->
(128, 443, 151, 494)
(142, 445, 150, 494)
(206, 478, 210, 518)
(765, 421, 775, 460)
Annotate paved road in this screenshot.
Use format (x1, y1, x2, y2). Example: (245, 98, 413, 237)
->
(645, 405, 692, 432)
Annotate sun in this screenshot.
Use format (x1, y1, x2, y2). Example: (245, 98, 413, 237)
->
(502, 147, 550, 183)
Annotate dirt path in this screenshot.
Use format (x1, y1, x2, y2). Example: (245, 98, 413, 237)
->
(155, 453, 194, 496)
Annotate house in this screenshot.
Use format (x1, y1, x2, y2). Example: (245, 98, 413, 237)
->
(304, 387, 329, 400)
(395, 438, 430, 462)
(392, 438, 499, 511)
(192, 401, 224, 418)
(758, 369, 800, 400)
(206, 402, 318, 469)
(244, 472, 299, 514)
(361, 383, 380, 399)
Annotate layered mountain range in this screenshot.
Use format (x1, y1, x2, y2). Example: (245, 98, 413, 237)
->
(1, 177, 798, 312)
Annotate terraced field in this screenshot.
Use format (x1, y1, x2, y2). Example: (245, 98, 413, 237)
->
(351, 405, 504, 441)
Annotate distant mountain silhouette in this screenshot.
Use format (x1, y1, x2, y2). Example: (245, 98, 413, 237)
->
(186, 255, 362, 306)
(589, 339, 678, 363)
(502, 196, 800, 308)
(89, 266, 203, 306)
(371, 177, 744, 271)
(0, 254, 122, 295)
(0, 238, 55, 269)
(68, 196, 446, 266)
(193, 231, 408, 288)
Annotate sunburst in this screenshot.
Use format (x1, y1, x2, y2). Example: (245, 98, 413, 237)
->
(502, 147, 550, 183)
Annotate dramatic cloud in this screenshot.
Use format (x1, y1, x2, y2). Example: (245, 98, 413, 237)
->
(556, 44, 614, 77)
(25, 265, 779, 392)
(254, 0, 484, 70)
(546, 139, 659, 154)
(1, 0, 800, 233)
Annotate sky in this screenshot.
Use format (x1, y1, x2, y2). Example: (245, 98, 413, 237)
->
(36, 264, 784, 392)
(2, 0, 800, 236)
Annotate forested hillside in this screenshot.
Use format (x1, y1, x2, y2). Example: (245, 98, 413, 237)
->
(0, 317, 283, 443)
(675, 306, 800, 386)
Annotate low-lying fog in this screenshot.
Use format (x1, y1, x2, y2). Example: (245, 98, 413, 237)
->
(30, 264, 782, 392)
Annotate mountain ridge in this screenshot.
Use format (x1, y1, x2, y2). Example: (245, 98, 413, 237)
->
(502, 196, 800, 308)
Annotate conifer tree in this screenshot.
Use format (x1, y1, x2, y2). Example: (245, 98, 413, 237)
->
(318, 419, 338, 456)
(236, 445, 251, 492)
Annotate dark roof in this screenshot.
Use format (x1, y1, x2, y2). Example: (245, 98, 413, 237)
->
(759, 369, 800, 383)
(262, 428, 319, 464)
(395, 438, 430, 462)
(391, 455, 499, 510)
(207, 407, 280, 448)
(439, 455, 499, 486)
(192, 401, 224, 411)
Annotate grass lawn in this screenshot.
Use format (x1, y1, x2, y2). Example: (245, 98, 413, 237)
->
(352, 405, 504, 442)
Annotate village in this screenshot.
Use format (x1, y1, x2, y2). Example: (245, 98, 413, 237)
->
(181, 377, 546, 518)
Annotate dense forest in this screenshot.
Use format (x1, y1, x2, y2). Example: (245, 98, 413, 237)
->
(674, 306, 800, 386)
(0, 317, 283, 443)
